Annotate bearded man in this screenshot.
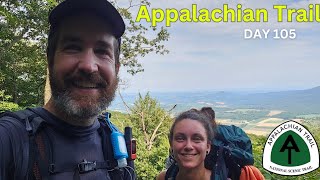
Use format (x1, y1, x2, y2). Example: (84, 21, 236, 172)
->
(0, 0, 135, 179)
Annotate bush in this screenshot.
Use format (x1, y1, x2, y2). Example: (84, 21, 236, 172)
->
(0, 101, 21, 113)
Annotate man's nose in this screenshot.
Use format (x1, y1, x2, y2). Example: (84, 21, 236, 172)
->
(77, 50, 98, 73)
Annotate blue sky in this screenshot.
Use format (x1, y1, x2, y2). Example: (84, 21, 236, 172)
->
(118, 0, 320, 93)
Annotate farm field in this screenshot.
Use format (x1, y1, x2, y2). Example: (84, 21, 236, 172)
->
(217, 109, 306, 136)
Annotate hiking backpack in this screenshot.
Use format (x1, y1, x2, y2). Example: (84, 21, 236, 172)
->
(0, 108, 134, 180)
(165, 124, 254, 180)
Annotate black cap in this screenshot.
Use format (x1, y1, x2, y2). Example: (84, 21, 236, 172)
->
(49, 0, 125, 38)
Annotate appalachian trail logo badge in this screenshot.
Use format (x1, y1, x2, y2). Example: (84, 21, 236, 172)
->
(263, 120, 319, 176)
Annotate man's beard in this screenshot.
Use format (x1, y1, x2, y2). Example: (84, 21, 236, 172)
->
(49, 68, 118, 121)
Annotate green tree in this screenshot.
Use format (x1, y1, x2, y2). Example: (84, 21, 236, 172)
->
(129, 93, 172, 179)
(0, 0, 52, 106)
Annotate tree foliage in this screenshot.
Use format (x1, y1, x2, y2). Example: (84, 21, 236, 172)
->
(113, 0, 169, 75)
(129, 93, 172, 179)
(130, 93, 172, 150)
(0, 0, 54, 106)
(0, 90, 21, 112)
(0, 101, 21, 113)
(111, 93, 172, 179)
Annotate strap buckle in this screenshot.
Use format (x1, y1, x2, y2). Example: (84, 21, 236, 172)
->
(78, 159, 97, 173)
(49, 164, 55, 174)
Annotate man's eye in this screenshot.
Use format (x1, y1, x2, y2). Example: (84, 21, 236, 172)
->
(63, 44, 81, 52)
(95, 49, 113, 60)
(95, 49, 114, 61)
(95, 49, 109, 55)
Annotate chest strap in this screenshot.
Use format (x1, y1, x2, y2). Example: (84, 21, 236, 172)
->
(48, 159, 113, 174)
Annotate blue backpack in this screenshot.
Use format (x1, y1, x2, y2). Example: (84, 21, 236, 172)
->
(165, 124, 254, 180)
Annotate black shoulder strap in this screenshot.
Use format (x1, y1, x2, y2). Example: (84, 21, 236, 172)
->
(0, 108, 46, 139)
(213, 145, 229, 180)
(99, 113, 137, 180)
(1, 109, 36, 130)
(98, 119, 125, 180)
(164, 163, 179, 180)
(0, 108, 49, 180)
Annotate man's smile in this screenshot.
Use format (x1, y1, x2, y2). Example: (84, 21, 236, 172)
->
(72, 81, 102, 89)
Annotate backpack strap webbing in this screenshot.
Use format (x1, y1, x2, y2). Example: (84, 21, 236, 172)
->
(98, 118, 124, 180)
(25, 108, 51, 180)
(164, 163, 179, 180)
(48, 115, 124, 180)
(212, 145, 228, 180)
(1, 108, 49, 180)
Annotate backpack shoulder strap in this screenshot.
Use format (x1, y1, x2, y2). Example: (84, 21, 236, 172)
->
(98, 113, 136, 180)
(1, 108, 46, 133)
(212, 145, 228, 180)
(164, 163, 179, 180)
(98, 115, 125, 180)
(99, 119, 118, 167)
(0, 108, 49, 180)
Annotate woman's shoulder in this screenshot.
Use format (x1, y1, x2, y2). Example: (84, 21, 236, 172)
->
(156, 170, 167, 180)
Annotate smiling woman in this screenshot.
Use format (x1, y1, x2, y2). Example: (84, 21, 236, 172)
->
(156, 110, 214, 180)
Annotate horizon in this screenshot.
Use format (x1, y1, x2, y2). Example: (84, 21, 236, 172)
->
(110, 84, 320, 115)
(119, 85, 320, 94)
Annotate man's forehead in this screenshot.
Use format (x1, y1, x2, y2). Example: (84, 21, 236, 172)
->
(57, 21, 116, 45)
(58, 13, 115, 38)
(59, 33, 114, 42)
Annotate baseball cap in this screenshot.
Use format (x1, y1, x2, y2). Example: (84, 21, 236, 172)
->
(49, 0, 125, 38)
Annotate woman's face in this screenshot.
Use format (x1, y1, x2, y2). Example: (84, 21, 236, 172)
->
(171, 119, 211, 169)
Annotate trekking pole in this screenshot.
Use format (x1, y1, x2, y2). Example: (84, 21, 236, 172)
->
(125, 127, 137, 161)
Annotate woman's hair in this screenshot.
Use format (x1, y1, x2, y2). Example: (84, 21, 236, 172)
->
(169, 109, 214, 144)
(200, 107, 217, 127)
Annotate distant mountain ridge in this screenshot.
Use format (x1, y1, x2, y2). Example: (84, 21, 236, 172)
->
(111, 86, 320, 114)
(238, 86, 320, 113)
